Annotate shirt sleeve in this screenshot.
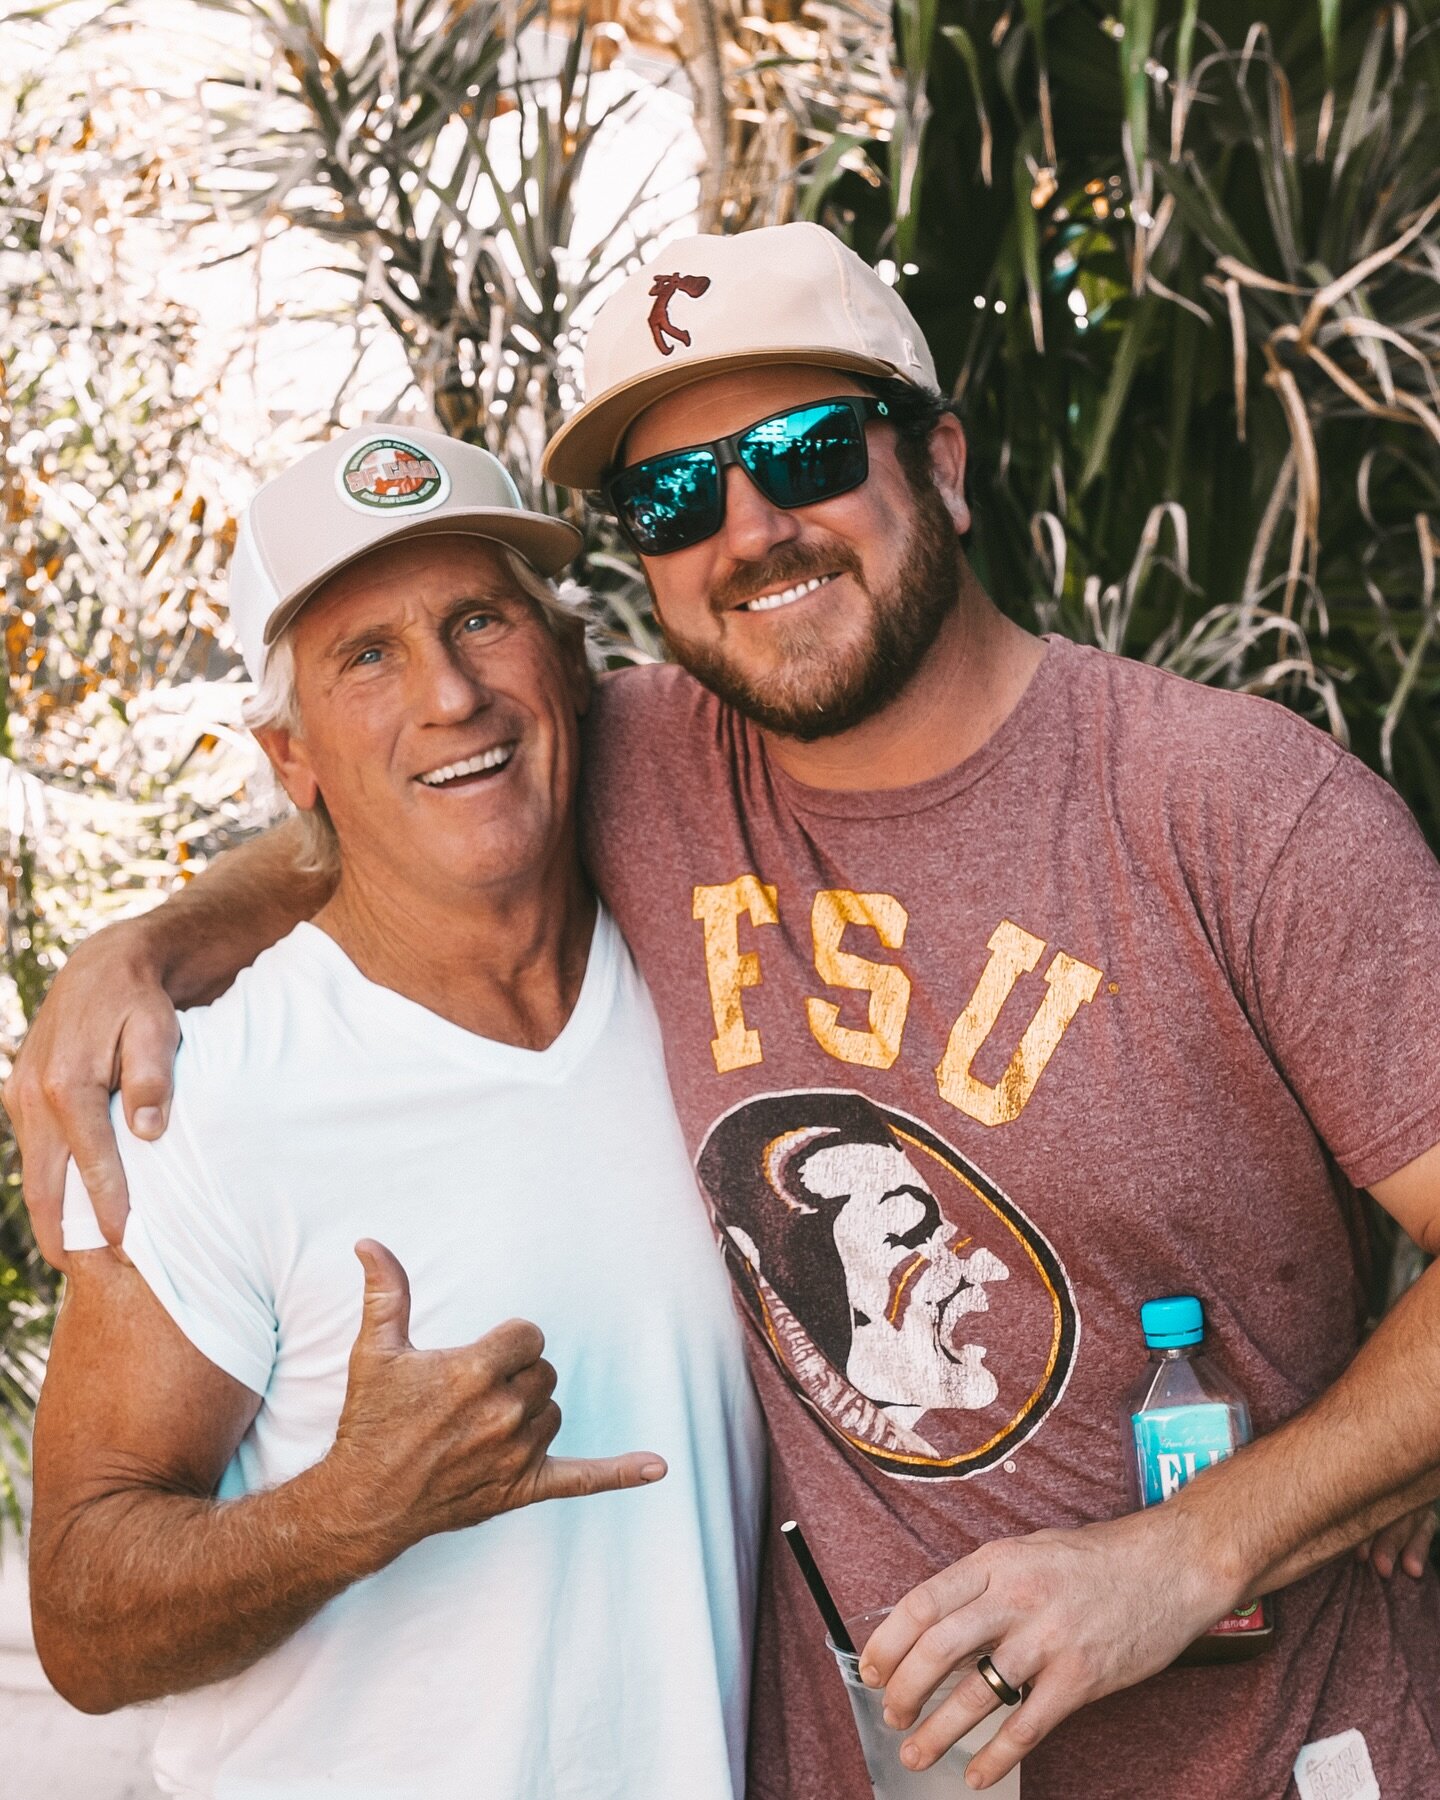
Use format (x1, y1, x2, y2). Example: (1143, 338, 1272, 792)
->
(62, 1094, 278, 1396)
(1244, 753, 1440, 1189)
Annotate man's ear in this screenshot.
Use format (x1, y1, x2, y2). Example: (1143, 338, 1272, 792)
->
(927, 413, 972, 536)
(251, 724, 321, 814)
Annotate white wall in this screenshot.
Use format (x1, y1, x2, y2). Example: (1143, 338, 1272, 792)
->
(0, 1551, 160, 1800)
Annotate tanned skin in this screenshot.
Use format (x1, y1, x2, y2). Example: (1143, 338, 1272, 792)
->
(32, 1239, 652, 1710)
(3, 814, 331, 1252)
(26, 540, 666, 1714)
(7, 381, 1438, 1786)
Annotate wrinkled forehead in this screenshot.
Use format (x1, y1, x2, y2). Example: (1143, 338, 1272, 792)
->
(621, 363, 871, 467)
(294, 533, 536, 654)
(313, 532, 518, 610)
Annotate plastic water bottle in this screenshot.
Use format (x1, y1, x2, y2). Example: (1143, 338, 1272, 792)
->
(1127, 1294, 1273, 1662)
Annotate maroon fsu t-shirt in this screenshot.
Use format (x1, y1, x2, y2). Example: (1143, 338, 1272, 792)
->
(580, 634, 1440, 1800)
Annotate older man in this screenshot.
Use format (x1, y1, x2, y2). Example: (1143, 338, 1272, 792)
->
(26, 426, 763, 1799)
(11, 227, 1440, 1799)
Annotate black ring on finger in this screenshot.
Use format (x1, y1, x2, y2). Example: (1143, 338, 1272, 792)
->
(976, 1653, 1022, 1707)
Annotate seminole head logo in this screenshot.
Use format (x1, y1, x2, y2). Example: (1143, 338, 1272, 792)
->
(647, 273, 711, 356)
(697, 1090, 1079, 1480)
(338, 437, 448, 512)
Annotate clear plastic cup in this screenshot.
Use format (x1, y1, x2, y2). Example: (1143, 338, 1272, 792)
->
(827, 1609, 1021, 1799)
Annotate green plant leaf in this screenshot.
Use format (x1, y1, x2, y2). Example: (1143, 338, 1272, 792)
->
(1079, 297, 1156, 497)
(1120, 0, 1157, 179)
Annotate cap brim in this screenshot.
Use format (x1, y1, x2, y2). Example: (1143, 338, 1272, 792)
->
(541, 348, 908, 490)
(261, 508, 582, 647)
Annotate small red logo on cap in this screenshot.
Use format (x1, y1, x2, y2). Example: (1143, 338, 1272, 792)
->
(648, 274, 711, 356)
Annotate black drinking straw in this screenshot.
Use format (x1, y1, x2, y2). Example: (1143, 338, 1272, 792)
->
(780, 1519, 855, 1655)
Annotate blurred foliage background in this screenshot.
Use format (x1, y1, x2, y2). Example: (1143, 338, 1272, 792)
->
(2, 0, 1437, 1535)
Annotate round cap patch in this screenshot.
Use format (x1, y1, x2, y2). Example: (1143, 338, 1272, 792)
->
(337, 437, 450, 514)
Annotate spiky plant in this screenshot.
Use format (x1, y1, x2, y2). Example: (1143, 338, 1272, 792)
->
(156, 0, 707, 652)
(811, 0, 1440, 851)
(0, 15, 276, 1537)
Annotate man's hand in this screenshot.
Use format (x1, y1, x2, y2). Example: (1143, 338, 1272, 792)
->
(4, 817, 335, 1272)
(1356, 1503, 1438, 1579)
(857, 1507, 1237, 1792)
(3, 920, 180, 1266)
(328, 1241, 666, 1549)
(31, 1235, 664, 1714)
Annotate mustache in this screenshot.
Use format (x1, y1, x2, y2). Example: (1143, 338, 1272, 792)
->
(710, 539, 865, 613)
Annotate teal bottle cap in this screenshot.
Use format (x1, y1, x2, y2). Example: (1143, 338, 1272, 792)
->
(1141, 1294, 1204, 1348)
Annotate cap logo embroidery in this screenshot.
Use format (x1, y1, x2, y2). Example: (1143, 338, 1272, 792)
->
(647, 273, 711, 357)
(337, 437, 450, 513)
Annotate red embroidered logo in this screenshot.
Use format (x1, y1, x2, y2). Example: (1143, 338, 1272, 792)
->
(647, 273, 711, 356)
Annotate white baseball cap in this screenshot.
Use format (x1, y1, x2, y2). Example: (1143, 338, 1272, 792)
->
(541, 222, 938, 490)
(229, 423, 581, 680)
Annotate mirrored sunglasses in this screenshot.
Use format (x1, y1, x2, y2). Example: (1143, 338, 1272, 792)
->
(605, 396, 891, 557)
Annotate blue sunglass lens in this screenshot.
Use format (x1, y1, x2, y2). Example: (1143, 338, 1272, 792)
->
(610, 401, 872, 554)
(612, 449, 721, 554)
(738, 402, 866, 509)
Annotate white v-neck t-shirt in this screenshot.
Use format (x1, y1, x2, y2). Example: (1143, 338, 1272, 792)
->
(63, 910, 765, 1800)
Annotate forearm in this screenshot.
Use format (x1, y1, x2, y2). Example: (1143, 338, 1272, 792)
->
(128, 816, 334, 1008)
(1176, 1260, 1440, 1600)
(32, 1450, 396, 1712)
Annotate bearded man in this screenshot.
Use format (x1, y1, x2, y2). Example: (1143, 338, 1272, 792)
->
(10, 225, 1440, 1799)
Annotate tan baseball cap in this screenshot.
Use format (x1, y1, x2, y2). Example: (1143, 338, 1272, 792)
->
(541, 222, 938, 490)
(229, 423, 581, 680)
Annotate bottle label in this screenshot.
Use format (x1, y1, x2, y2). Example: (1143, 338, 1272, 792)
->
(1132, 1403, 1236, 1504)
(1131, 1402, 1269, 1637)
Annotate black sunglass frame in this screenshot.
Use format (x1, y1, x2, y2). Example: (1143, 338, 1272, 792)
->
(603, 394, 892, 556)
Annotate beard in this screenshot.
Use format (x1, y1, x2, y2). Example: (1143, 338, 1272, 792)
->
(656, 476, 962, 742)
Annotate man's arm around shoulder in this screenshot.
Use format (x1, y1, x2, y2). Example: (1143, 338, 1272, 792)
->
(4, 817, 332, 1266)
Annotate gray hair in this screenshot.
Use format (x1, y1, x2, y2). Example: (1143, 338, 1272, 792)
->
(242, 548, 596, 879)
